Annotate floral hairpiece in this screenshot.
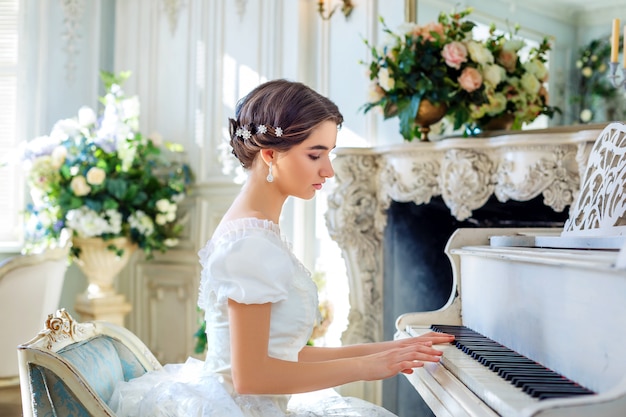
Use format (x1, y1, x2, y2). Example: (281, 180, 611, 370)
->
(235, 123, 283, 139)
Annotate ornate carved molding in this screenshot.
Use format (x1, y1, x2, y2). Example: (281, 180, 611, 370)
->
(494, 145, 580, 213)
(326, 127, 604, 347)
(440, 149, 496, 221)
(39, 309, 93, 350)
(325, 154, 383, 345)
(59, 0, 85, 84)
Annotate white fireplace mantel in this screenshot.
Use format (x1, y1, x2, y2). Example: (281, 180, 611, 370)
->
(324, 125, 603, 403)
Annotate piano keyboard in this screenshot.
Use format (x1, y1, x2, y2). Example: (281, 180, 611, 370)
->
(406, 324, 598, 416)
(429, 325, 595, 401)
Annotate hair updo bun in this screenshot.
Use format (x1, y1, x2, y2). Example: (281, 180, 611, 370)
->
(228, 79, 343, 169)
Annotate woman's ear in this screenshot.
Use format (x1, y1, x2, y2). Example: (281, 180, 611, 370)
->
(259, 149, 274, 166)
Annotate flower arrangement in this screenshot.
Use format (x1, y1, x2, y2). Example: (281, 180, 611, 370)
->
(21, 71, 192, 258)
(362, 8, 560, 140)
(571, 36, 620, 123)
(362, 8, 477, 140)
(458, 24, 560, 132)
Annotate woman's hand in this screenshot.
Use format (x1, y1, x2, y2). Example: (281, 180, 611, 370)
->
(360, 342, 446, 381)
(398, 331, 455, 347)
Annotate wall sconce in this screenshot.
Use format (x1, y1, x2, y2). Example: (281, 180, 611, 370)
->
(317, 0, 354, 20)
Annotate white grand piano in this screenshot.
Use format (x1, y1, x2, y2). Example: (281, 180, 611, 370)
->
(395, 122, 626, 417)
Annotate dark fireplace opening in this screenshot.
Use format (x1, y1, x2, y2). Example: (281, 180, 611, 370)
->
(382, 194, 569, 416)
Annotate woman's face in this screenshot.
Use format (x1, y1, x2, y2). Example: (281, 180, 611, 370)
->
(273, 120, 337, 200)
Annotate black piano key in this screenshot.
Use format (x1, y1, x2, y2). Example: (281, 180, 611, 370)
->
(525, 384, 594, 397)
(511, 377, 571, 390)
(504, 370, 562, 382)
(431, 324, 596, 402)
(478, 356, 534, 365)
(538, 391, 594, 400)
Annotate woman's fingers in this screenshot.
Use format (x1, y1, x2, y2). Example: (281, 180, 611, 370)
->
(415, 332, 455, 343)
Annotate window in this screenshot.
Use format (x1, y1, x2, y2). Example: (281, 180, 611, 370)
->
(0, 0, 22, 248)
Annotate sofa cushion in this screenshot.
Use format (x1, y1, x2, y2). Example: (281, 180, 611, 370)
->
(58, 336, 125, 403)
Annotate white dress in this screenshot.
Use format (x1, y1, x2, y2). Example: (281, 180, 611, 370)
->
(108, 218, 396, 417)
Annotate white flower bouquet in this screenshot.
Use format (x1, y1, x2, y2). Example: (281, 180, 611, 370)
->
(21, 71, 192, 257)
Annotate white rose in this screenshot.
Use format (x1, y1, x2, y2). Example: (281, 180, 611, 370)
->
(377, 67, 395, 91)
(482, 64, 506, 87)
(156, 199, 172, 213)
(70, 175, 91, 196)
(524, 59, 548, 80)
(466, 41, 494, 65)
(503, 39, 525, 51)
(520, 72, 541, 95)
(165, 211, 176, 222)
(156, 213, 168, 225)
(86, 167, 106, 185)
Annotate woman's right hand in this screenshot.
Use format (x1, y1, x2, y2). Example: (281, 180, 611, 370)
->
(360, 341, 444, 381)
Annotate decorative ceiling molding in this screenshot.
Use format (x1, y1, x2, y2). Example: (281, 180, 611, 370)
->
(59, 0, 85, 84)
(162, 0, 185, 36)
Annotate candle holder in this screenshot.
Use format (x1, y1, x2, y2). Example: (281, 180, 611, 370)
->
(609, 62, 626, 90)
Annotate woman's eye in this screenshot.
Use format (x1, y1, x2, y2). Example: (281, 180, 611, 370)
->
(308, 154, 321, 160)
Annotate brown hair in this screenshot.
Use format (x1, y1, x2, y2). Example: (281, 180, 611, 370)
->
(228, 79, 343, 169)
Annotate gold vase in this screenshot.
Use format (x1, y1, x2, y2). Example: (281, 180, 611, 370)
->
(72, 236, 137, 299)
(479, 113, 515, 131)
(415, 100, 447, 141)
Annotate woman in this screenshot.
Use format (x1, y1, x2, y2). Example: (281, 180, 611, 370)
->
(110, 79, 454, 416)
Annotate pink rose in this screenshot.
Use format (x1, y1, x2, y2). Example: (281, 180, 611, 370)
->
(458, 67, 483, 92)
(421, 22, 444, 42)
(441, 42, 468, 69)
(497, 50, 517, 73)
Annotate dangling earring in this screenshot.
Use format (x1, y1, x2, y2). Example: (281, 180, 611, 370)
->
(266, 161, 274, 183)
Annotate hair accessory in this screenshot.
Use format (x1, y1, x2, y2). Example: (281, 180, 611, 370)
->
(266, 161, 274, 183)
(240, 127, 252, 140)
(234, 122, 284, 139)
